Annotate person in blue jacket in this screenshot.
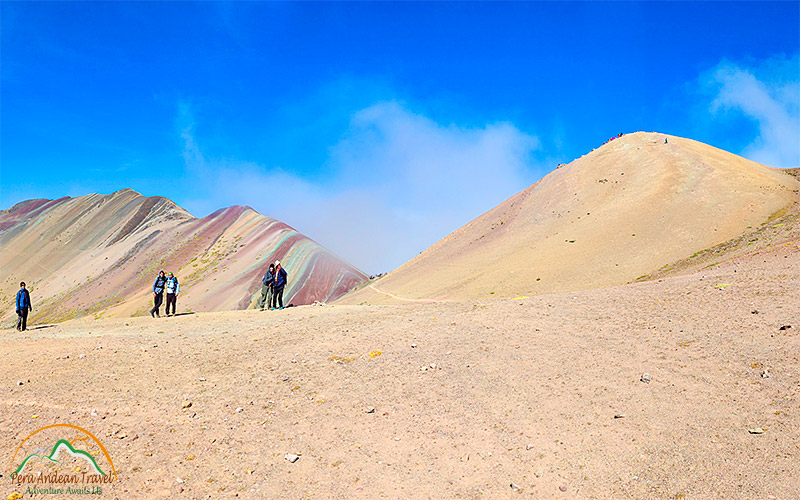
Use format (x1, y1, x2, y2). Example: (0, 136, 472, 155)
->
(257, 263, 274, 311)
(15, 282, 32, 331)
(164, 272, 180, 316)
(150, 270, 166, 318)
(270, 260, 288, 310)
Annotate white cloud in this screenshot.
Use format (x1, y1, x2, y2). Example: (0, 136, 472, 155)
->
(179, 101, 541, 273)
(704, 55, 800, 168)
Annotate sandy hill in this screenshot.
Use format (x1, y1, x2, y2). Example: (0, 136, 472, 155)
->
(0, 189, 366, 322)
(339, 132, 799, 304)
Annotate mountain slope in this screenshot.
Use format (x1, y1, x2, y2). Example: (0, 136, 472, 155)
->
(339, 132, 800, 303)
(0, 189, 366, 322)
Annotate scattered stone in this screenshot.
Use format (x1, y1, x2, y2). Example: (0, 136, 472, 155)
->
(751, 310, 759, 314)
(16, 381, 23, 386)
(614, 414, 625, 419)
(90, 409, 98, 417)
(761, 370, 770, 379)
(282, 377, 290, 382)
(748, 427, 765, 434)
(365, 407, 375, 414)
(284, 453, 300, 463)
(235, 407, 244, 413)
(559, 485, 568, 492)
(526, 444, 534, 450)
(198, 377, 206, 382)
(640, 373, 652, 383)
(535, 470, 543, 478)
(78, 354, 86, 359)
(181, 401, 192, 409)
(779, 325, 792, 331)
(430, 363, 437, 369)
(510, 482, 521, 492)
(411, 343, 417, 348)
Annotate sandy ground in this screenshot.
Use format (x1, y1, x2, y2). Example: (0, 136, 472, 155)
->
(2, 239, 798, 499)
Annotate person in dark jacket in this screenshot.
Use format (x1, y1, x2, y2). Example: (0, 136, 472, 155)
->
(15, 282, 32, 331)
(270, 260, 288, 310)
(150, 270, 166, 318)
(165, 272, 180, 316)
(257, 263, 274, 311)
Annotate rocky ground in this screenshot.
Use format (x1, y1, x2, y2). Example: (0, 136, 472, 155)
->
(1, 239, 798, 499)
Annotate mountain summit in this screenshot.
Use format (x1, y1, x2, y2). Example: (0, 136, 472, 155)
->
(339, 132, 799, 303)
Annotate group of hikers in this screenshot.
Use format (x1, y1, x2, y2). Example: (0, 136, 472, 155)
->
(150, 270, 180, 318)
(257, 260, 288, 310)
(11, 258, 289, 330)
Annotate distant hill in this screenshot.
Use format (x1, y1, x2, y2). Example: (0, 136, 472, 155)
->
(0, 189, 366, 322)
(339, 132, 800, 304)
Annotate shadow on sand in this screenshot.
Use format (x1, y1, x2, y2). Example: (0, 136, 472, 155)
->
(169, 312, 195, 317)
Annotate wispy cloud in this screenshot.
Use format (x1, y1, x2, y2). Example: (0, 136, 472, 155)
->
(701, 54, 799, 168)
(178, 101, 542, 273)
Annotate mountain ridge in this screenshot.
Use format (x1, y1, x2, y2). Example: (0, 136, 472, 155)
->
(1, 189, 366, 322)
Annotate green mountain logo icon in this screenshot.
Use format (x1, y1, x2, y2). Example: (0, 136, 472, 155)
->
(14, 439, 106, 476)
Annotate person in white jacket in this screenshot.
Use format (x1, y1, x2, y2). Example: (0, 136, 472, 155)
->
(165, 272, 180, 317)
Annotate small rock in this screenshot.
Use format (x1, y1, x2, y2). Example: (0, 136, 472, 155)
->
(640, 373, 652, 383)
(198, 377, 206, 382)
(748, 427, 765, 434)
(430, 363, 437, 369)
(411, 343, 417, 348)
(526, 444, 534, 450)
(761, 370, 770, 379)
(181, 401, 192, 409)
(751, 310, 759, 314)
(365, 407, 375, 414)
(614, 414, 625, 419)
(535, 470, 543, 478)
(79, 354, 86, 359)
(16, 381, 23, 386)
(284, 453, 300, 463)
(559, 485, 568, 492)
(235, 407, 243, 413)
(90, 409, 98, 417)
(510, 482, 521, 492)
(282, 377, 290, 382)
(779, 325, 792, 331)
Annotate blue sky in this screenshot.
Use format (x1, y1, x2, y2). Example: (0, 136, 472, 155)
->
(2, 2, 798, 272)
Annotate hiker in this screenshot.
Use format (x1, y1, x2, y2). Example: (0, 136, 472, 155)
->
(15, 282, 32, 332)
(271, 260, 288, 310)
(150, 270, 166, 318)
(165, 272, 180, 316)
(257, 263, 275, 311)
